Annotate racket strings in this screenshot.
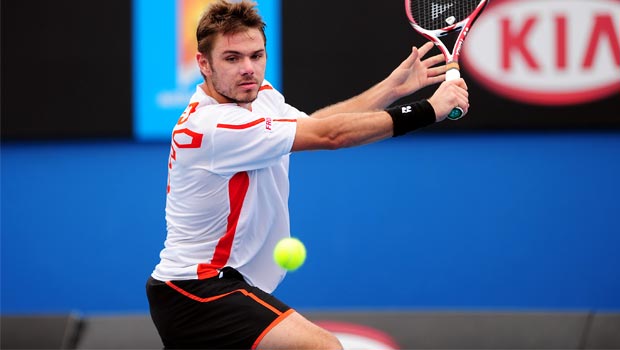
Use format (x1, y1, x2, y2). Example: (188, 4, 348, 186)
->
(409, 0, 482, 30)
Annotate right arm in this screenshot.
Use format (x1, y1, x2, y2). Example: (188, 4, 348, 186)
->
(292, 78, 469, 152)
(292, 110, 394, 151)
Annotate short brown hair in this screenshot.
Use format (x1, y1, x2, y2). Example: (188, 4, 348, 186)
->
(196, 0, 267, 56)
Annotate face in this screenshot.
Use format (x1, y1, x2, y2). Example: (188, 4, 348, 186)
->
(197, 28, 266, 105)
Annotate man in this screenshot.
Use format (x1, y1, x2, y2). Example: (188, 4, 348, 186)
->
(146, 1, 469, 349)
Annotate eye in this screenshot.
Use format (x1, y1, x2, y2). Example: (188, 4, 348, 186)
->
(251, 53, 264, 60)
(225, 56, 239, 62)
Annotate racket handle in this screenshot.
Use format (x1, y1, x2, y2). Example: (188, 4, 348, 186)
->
(445, 62, 464, 120)
(445, 62, 460, 81)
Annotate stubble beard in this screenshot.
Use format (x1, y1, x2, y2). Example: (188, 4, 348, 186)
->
(211, 70, 259, 104)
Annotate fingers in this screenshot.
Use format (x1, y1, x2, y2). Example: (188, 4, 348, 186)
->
(399, 46, 420, 69)
(428, 78, 470, 121)
(417, 41, 436, 57)
(451, 79, 470, 117)
(417, 41, 444, 67)
(424, 54, 446, 68)
(452, 79, 469, 110)
(427, 65, 447, 78)
(402, 41, 442, 71)
(452, 77, 469, 91)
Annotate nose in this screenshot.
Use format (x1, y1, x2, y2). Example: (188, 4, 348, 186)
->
(240, 57, 254, 76)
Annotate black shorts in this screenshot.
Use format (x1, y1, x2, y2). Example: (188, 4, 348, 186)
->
(146, 267, 293, 349)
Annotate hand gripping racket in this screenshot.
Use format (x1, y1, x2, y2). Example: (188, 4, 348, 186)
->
(405, 0, 489, 120)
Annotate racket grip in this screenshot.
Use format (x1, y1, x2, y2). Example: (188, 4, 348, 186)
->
(445, 62, 460, 81)
(445, 62, 463, 120)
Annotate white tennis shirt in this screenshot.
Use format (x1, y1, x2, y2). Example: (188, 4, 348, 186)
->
(151, 81, 307, 293)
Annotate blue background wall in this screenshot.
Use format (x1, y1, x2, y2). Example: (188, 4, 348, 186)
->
(2, 133, 619, 315)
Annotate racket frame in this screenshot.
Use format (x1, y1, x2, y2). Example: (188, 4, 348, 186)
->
(405, 0, 489, 119)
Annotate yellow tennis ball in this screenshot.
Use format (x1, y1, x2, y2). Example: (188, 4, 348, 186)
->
(273, 237, 306, 271)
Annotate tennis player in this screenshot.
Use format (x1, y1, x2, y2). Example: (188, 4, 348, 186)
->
(146, 1, 469, 349)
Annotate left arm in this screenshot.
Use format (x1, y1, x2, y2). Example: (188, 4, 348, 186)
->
(310, 42, 446, 119)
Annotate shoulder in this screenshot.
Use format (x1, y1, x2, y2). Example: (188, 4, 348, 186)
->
(257, 80, 285, 103)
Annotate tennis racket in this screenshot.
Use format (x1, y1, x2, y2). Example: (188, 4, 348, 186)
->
(405, 0, 489, 120)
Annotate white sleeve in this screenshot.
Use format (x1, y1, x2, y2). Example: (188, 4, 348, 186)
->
(280, 102, 309, 120)
(267, 82, 309, 120)
(206, 105, 298, 175)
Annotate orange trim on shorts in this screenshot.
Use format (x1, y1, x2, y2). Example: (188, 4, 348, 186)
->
(166, 280, 284, 316)
(251, 309, 295, 350)
(166, 281, 237, 302)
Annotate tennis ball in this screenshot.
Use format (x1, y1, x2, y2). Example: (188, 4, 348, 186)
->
(273, 237, 306, 271)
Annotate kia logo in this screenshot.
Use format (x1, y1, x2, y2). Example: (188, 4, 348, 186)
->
(462, 0, 620, 105)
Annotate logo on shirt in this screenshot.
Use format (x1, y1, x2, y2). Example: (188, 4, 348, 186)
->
(265, 117, 273, 132)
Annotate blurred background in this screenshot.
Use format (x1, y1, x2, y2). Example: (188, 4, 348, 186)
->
(2, 0, 619, 348)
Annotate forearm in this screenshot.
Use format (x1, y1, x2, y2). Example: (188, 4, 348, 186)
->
(292, 111, 393, 151)
(292, 100, 436, 152)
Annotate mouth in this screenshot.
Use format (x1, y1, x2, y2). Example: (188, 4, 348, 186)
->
(238, 81, 258, 89)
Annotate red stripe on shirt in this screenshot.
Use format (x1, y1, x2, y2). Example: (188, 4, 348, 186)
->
(217, 117, 297, 129)
(197, 171, 250, 279)
(217, 118, 265, 130)
(259, 85, 273, 91)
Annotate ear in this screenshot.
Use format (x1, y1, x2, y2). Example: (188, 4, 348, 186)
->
(196, 52, 211, 77)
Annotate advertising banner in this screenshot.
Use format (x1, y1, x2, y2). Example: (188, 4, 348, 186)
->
(282, 0, 620, 131)
(133, 0, 281, 140)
